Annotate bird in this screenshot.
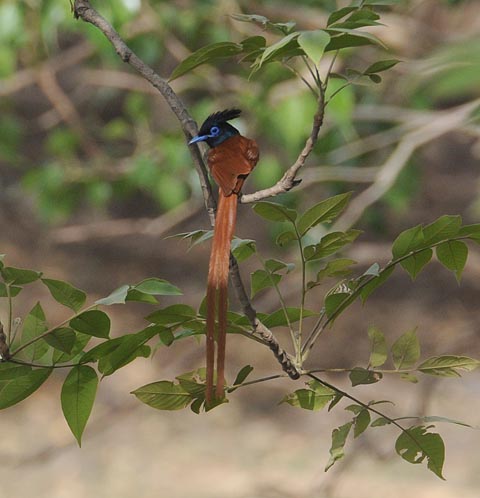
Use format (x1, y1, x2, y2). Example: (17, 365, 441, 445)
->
(189, 109, 259, 406)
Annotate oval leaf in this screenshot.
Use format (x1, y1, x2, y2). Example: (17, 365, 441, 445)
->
(436, 240, 468, 282)
(132, 381, 192, 410)
(44, 327, 76, 354)
(169, 42, 243, 81)
(298, 193, 352, 236)
(253, 201, 297, 223)
(42, 278, 86, 312)
(70, 310, 111, 339)
(298, 30, 331, 64)
(61, 365, 98, 446)
(133, 278, 182, 296)
(391, 329, 420, 370)
(0, 368, 52, 410)
(395, 426, 445, 479)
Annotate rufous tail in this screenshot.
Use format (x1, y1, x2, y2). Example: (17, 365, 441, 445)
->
(206, 191, 238, 405)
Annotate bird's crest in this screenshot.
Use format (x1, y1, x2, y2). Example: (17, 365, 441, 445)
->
(199, 108, 241, 134)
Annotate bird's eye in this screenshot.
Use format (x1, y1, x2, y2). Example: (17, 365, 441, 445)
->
(210, 126, 220, 136)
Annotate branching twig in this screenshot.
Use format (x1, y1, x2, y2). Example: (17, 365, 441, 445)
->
(240, 88, 326, 203)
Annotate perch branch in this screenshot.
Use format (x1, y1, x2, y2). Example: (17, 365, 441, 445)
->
(73, 0, 301, 379)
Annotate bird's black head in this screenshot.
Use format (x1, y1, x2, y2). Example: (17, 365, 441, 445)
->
(189, 108, 241, 148)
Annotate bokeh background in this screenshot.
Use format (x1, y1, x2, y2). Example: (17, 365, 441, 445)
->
(1, 0, 480, 497)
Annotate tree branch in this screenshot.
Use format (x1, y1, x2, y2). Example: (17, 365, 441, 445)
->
(72, 0, 301, 380)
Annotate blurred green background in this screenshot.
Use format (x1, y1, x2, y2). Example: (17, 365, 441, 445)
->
(1, 0, 480, 497)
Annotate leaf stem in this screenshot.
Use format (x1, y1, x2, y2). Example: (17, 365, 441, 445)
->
(6, 283, 13, 344)
(294, 223, 306, 366)
(307, 373, 406, 432)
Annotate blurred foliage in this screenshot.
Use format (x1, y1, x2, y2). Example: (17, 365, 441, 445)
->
(0, 0, 479, 225)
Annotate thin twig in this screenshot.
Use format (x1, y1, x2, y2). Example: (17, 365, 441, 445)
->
(307, 373, 406, 432)
(240, 86, 326, 203)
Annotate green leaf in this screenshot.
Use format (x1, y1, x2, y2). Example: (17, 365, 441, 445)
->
(368, 326, 388, 368)
(44, 327, 76, 354)
(353, 409, 371, 438)
(304, 230, 361, 261)
(132, 381, 192, 410)
(0, 363, 32, 380)
(349, 367, 382, 386)
(256, 32, 300, 68)
(436, 240, 468, 281)
(325, 422, 353, 471)
(70, 310, 111, 339)
(325, 29, 386, 52)
(1, 266, 41, 285)
(146, 304, 196, 325)
(458, 223, 480, 241)
(391, 329, 420, 370)
(0, 368, 52, 409)
(169, 42, 243, 81)
(42, 278, 86, 312)
(282, 383, 336, 411)
(265, 258, 295, 274)
(98, 325, 160, 376)
(95, 285, 130, 306)
(371, 416, 392, 427)
(395, 426, 445, 479)
(231, 238, 256, 262)
(80, 337, 125, 363)
(418, 355, 480, 377)
(20, 302, 48, 361)
(0, 283, 22, 297)
(364, 59, 400, 74)
(400, 248, 433, 280)
(327, 7, 357, 26)
(276, 230, 297, 247)
(53, 333, 91, 364)
(298, 30, 331, 64)
(232, 365, 254, 387)
(400, 373, 419, 383)
(324, 292, 352, 319)
(307, 258, 356, 289)
(391, 225, 424, 259)
(133, 278, 182, 296)
(368, 73, 382, 83)
(125, 289, 158, 304)
(423, 215, 462, 244)
(253, 201, 297, 223)
(250, 270, 281, 298)
(326, 28, 387, 48)
(263, 307, 317, 328)
(297, 193, 352, 236)
(230, 13, 270, 27)
(61, 365, 98, 446)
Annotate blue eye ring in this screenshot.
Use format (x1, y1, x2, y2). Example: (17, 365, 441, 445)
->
(210, 126, 220, 136)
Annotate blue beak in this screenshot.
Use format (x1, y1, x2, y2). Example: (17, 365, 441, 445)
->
(189, 134, 209, 145)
